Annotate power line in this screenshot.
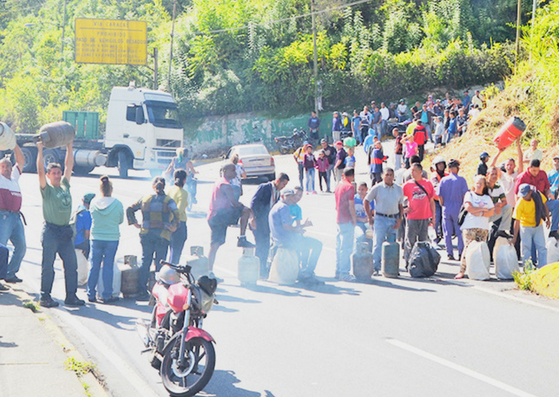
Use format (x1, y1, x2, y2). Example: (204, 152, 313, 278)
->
(190, 0, 375, 36)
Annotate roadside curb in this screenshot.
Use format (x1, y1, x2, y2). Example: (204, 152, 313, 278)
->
(10, 286, 109, 397)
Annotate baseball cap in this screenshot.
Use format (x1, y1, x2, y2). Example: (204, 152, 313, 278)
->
(553, 155, 559, 160)
(448, 159, 461, 168)
(320, 138, 327, 143)
(83, 193, 96, 204)
(335, 140, 343, 146)
(518, 183, 532, 198)
(281, 188, 296, 197)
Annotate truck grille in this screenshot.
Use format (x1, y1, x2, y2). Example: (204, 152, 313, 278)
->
(156, 139, 182, 148)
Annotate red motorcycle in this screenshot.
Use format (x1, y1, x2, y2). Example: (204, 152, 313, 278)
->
(137, 261, 218, 397)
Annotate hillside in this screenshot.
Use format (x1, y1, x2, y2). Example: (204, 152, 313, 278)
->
(434, 0, 559, 179)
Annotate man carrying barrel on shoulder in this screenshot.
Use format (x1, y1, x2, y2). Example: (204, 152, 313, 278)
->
(37, 140, 85, 308)
(0, 144, 27, 285)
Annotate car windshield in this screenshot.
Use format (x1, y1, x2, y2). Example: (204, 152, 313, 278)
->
(146, 101, 181, 129)
(237, 145, 269, 156)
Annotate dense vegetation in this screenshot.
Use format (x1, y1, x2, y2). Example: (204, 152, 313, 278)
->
(0, 0, 538, 132)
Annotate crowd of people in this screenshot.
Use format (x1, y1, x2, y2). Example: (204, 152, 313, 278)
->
(1, 89, 559, 306)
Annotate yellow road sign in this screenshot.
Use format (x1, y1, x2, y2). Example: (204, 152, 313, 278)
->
(75, 19, 147, 65)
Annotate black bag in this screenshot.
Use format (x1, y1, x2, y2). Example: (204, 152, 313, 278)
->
(458, 205, 467, 226)
(408, 241, 440, 278)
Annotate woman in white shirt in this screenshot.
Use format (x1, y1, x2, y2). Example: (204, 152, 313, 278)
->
(455, 175, 495, 279)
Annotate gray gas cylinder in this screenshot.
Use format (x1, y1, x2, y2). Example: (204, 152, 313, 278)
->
(352, 242, 374, 281)
(36, 121, 75, 148)
(381, 241, 400, 278)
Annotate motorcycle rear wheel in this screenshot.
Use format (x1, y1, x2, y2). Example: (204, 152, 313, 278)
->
(160, 336, 216, 397)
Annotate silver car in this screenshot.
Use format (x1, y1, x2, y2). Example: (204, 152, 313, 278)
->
(224, 143, 275, 181)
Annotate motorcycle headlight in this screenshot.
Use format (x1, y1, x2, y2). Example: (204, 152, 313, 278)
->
(200, 290, 214, 314)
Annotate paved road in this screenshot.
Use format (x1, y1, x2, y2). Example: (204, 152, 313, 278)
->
(12, 142, 559, 397)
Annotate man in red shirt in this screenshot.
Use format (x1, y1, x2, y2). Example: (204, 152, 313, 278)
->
(413, 120, 427, 162)
(515, 159, 559, 238)
(334, 168, 357, 281)
(403, 163, 436, 265)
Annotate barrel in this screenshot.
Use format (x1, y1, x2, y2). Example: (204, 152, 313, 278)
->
(0, 122, 16, 150)
(37, 121, 76, 148)
(238, 247, 259, 285)
(493, 117, 526, 150)
(381, 241, 400, 278)
(352, 242, 374, 281)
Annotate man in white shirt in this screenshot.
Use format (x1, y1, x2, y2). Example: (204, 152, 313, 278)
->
(491, 139, 523, 208)
(397, 100, 407, 122)
(380, 102, 390, 136)
(523, 139, 543, 164)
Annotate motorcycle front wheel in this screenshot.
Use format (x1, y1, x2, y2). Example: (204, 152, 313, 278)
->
(160, 336, 216, 397)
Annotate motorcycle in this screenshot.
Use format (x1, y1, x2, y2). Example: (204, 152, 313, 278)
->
(136, 261, 218, 397)
(274, 128, 314, 154)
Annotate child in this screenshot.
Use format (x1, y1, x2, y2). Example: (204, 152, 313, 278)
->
(303, 144, 317, 194)
(369, 141, 387, 185)
(316, 150, 330, 193)
(345, 146, 356, 169)
(403, 134, 418, 169)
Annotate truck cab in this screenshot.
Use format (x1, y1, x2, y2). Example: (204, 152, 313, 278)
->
(104, 86, 184, 177)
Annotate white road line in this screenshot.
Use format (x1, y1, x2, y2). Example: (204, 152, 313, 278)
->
(24, 278, 159, 397)
(387, 339, 538, 397)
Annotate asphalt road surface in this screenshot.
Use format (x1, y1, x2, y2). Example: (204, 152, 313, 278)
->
(12, 142, 559, 397)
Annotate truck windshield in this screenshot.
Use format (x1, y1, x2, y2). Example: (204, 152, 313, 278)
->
(145, 101, 181, 129)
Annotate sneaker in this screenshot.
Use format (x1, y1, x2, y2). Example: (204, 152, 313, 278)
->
(0, 282, 9, 291)
(64, 295, 85, 307)
(40, 295, 59, 308)
(372, 270, 381, 277)
(88, 296, 98, 303)
(237, 236, 255, 248)
(312, 191, 317, 195)
(99, 296, 119, 304)
(549, 230, 559, 240)
(5, 276, 22, 283)
(448, 255, 456, 261)
(337, 273, 355, 282)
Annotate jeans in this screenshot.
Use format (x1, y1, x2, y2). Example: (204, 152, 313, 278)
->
(336, 222, 355, 276)
(305, 168, 315, 192)
(169, 221, 188, 264)
(404, 219, 430, 264)
(547, 200, 559, 232)
(520, 224, 547, 268)
(41, 223, 78, 298)
(488, 204, 513, 232)
(355, 222, 373, 253)
(318, 171, 328, 192)
(418, 145, 425, 162)
(139, 232, 169, 295)
(88, 240, 119, 300)
(288, 235, 322, 277)
(297, 162, 304, 187)
(442, 211, 464, 257)
(424, 124, 432, 142)
(434, 201, 443, 240)
(394, 154, 402, 172)
(372, 215, 397, 271)
(0, 211, 26, 278)
(374, 124, 382, 141)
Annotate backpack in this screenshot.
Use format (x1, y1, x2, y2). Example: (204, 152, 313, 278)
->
(70, 208, 87, 242)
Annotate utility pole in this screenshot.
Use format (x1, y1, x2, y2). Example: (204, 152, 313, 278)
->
(311, 0, 318, 115)
(153, 47, 158, 90)
(515, 0, 522, 70)
(61, 0, 67, 55)
(168, 0, 177, 92)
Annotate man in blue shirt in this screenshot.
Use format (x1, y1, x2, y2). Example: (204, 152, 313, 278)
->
(462, 90, 471, 112)
(548, 156, 559, 199)
(269, 188, 323, 285)
(74, 193, 95, 259)
(308, 111, 320, 141)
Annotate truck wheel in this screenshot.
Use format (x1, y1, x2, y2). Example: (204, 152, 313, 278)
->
(21, 147, 37, 173)
(118, 151, 130, 178)
(43, 149, 60, 169)
(73, 165, 95, 176)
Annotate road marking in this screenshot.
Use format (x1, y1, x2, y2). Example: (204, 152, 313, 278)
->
(387, 339, 538, 397)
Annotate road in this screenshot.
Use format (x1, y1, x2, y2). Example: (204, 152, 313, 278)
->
(12, 142, 559, 397)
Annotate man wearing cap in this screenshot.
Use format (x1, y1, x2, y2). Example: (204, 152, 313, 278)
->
(307, 111, 320, 141)
(548, 156, 559, 199)
(476, 152, 490, 176)
(333, 140, 347, 184)
(515, 159, 559, 240)
(74, 193, 95, 260)
(321, 139, 336, 192)
(438, 159, 469, 260)
(511, 184, 549, 267)
(37, 140, 85, 308)
(0, 145, 26, 286)
(332, 111, 342, 143)
(364, 168, 403, 275)
(397, 100, 407, 122)
(269, 188, 323, 285)
(335, 168, 356, 281)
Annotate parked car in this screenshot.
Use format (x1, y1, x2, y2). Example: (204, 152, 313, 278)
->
(224, 143, 275, 181)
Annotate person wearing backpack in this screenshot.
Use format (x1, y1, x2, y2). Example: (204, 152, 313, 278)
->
(87, 176, 124, 304)
(73, 193, 95, 260)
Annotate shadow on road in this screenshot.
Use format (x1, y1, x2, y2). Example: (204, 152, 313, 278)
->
(204, 369, 276, 397)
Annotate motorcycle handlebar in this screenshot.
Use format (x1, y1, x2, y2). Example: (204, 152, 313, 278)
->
(159, 260, 192, 275)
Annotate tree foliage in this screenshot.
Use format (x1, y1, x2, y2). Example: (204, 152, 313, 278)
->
(0, 0, 535, 131)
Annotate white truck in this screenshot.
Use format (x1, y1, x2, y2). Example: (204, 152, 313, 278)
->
(8, 85, 184, 178)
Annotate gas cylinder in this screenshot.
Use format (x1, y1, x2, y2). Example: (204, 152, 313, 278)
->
(97, 262, 122, 299)
(36, 121, 76, 148)
(186, 246, 209, 281)
(493, 117, 526, 150)
(120, 258, 140, 298)
(268, 248, 299, 284)
(0, 122, 16, 150)
(238, 247, 259, 285)
(352, 242, 374, 281)
(382, 241, 400, 278)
